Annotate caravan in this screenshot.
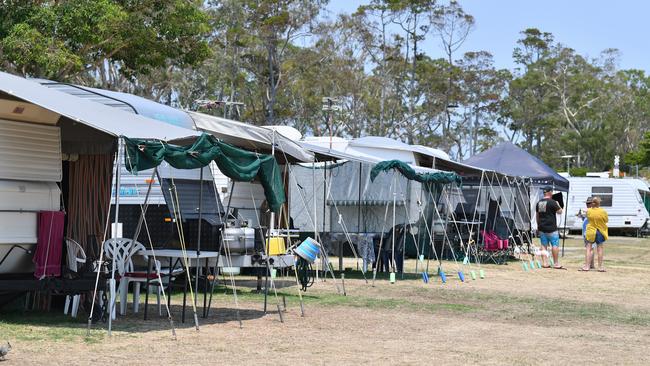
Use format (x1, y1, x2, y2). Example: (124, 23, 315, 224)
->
(561, 177, 650, 235)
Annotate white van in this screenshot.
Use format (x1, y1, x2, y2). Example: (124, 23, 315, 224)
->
(561, 177, 650, 235)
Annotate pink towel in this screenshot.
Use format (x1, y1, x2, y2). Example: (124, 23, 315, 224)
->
(33, 211, 65, 279)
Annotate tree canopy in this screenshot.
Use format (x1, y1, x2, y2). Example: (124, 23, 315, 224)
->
(1, 0, 648, 174)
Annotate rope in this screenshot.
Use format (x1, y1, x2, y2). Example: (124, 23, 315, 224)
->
(371, 174, 395, 286)
(123, 146, 177, 339)
(87, 150, 118, 335)
(485, 173, 529, 268)
(456, 171, 485, 272)
(322, 163, 368, 282)
(279, 153, 340, 292)
(166, 166, 201, 330)
(426, 183, 462, 273)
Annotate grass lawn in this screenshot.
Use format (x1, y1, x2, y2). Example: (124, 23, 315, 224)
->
(2, 236, 649, 365)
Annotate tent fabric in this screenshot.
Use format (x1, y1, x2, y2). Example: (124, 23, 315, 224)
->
(464, 142, 569, 191)
(188, 111, 314, 163)
(300, 140, 445, 175)
(370, 160, 461, 185)
(123, 133, 285, 212)
(0, 71, 198, 143)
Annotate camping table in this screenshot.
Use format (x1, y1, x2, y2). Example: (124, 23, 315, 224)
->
(141, 249, 221, 321)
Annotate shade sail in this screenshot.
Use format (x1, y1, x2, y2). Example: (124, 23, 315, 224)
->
(123, 133, 285, 212)
(188, 111, 313, 163)
(0, 71, 198, 143)
(464, 141, 569, 191)
(370, 160, 461, 185)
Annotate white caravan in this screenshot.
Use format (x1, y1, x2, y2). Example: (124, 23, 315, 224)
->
(561, 177, 650, 234)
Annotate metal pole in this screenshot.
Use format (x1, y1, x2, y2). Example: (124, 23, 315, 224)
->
(312, 162, 319, 281)
(195, 168, 204, 309)
(207, 180, 234, 316)
(323, 162, 327, 234)
(108, 137, 123, 336)
(392, 175, 397, 274)
(322, 160, 327, 278)
(357, 162, 362, 272)
(264, 131, 275, 313)
(561, 189, 569, 257)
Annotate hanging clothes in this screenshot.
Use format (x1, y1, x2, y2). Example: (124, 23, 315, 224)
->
(33, 211, 65, 279)
(356, 233, 376, 273)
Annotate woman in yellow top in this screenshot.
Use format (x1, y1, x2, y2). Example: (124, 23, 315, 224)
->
(582, 196, 608, 272)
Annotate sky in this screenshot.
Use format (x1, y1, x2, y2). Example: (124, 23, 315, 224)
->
(326, 0, 649, 73)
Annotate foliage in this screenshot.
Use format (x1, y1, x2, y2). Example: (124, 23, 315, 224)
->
(568, 167, 589, 177)
(0, 0, 211, 82)
(1, 1, 649, 172)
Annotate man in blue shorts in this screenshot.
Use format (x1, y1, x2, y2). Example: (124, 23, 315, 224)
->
(536, 186, 564, 269)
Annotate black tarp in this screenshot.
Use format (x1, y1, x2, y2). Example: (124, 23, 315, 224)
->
(464, 142, 569, 191)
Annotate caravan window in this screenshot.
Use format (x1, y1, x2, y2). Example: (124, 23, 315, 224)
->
(592, 186, 613, 207)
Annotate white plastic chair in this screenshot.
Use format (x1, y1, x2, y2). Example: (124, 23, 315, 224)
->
(103, 238, 179, 316)
(63, 238, 86, 318)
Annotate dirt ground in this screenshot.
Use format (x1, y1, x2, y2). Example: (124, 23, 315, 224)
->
(2, 236, 650, 365)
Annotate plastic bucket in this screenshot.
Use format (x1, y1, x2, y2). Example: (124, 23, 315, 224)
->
(295, 237, 321, 263)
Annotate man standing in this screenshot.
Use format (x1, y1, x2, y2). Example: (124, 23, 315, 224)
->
(536, 186, 564, 269)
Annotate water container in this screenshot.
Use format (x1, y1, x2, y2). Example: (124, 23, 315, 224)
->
(223, 227, 254, 254)
(294, 237, 320, 263)
(266, 237, 286, 256)
(243, 228, 255, 250)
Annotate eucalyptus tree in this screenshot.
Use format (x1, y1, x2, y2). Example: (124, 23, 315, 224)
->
(0, 0, 211, 86)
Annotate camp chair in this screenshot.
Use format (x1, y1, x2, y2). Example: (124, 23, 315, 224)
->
(479, 230, 508, 264)
(103, 238, 181, 316)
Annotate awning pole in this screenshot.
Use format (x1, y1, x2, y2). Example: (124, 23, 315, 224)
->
(561, 190, 569, 257)
(357, 162, 362, 272)
(195, 167, 204, 312)
(108, 137, 123, 337)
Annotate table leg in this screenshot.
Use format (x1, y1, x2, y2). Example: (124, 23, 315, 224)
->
(181, 271, 188, 323)
(167, 257, 173, 310)
(202, 257, 209, 318)
(144, 257, 152, 320)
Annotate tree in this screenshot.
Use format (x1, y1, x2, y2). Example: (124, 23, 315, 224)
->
(457, 51, 510, 155)
(431, 0, 474, 157)
(0, 0, 212, 85)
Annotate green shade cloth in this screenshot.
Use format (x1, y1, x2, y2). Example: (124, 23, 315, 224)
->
(370, 160, 461, 185)
(123, 133, 286, 212)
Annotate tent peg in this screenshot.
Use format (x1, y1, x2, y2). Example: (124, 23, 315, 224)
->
(457, 271, 465, 282)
